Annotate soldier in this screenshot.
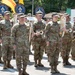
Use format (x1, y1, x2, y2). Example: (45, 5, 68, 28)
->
(0, 14, 3, 21)
(0, 14, 3, 63)
(45, 14, 61, 74)
(32, 10, 46, 67)
(0, 11, 13, 69)
(61, 14, 72, 66)
(71, 17, 75, 60)
(11, 14, 29, 75)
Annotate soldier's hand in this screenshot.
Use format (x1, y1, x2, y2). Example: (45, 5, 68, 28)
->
(13, 45, 16, 50)
(0, 39, 2, 44)
(32, 33, 36, 37)
(36, 32, 40, 36)
(46, 41, 50, 46)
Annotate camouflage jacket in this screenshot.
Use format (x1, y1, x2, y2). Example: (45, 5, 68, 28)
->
(11, 23, 30, 48)
(32, 21, 46, 42)
(0, 19, 12, 39)
(63, 22, 72, 39)
(45, 21, 60, 42)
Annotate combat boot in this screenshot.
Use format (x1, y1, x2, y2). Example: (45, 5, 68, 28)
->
(7, 60, 14, 69)
(63, 58, 67, 66)
(66, 61, 71, 65)
(22, 71, 29, 75)
(34, 59, 38, 67)
(38, 59, 44, 67)
(3, 61, 8, 69)
(66, 57, 71, 65)
(54, 66, 60, 73)
(63, 58, 71, 66)
(22, 68, 29, 75)
(51, 66, 56, 74)
(13, 50, 15, 59)
(18, 71, 22, 75)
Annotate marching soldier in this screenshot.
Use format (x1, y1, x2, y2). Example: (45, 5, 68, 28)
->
(45, 14, 61, 74)
(32, 10, 46, 67)
(61, 14, 72, 66)
(0, 11, 13, 69)
(11, 14, 29, 75)
(0, 14, 3, 63)
(71, 17, 75, 60)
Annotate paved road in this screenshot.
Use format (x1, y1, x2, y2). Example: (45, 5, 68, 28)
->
(0, 52, 75, 75)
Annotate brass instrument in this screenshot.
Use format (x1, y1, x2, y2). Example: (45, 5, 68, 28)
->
(60, 15, 66, 37)
(36, 30, 43, 35)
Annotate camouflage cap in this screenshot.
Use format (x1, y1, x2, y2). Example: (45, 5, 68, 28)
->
(17, 13, 24, 17)
(19, 14, 26, 18)
(52, 13, 59, 17)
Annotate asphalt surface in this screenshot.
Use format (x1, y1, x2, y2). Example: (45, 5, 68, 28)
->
(0, 51, 75, 75)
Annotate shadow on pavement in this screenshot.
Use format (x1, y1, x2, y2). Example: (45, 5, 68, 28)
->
(51, 72, 67, 75)
(63, 64, 75, 68)
(28, 61, 34, 66)
(1, 68, 17, 72)
(35, 66, 50, 71)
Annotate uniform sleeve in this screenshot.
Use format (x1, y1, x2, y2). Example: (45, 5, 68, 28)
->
(11, 26, 17, 45)
(0, 23, 3, 39)
(45, 24, 51, 41)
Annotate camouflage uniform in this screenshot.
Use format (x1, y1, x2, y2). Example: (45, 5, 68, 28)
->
(0, 14, 3, 63)
(0, 19, 13, 69)
(71, 23, 75, 60)
(61, 22, 72, 66)
(32, 21, 46, 67)
(11, 23, 29, 75)
(45, 21, 61, 73)
(0, 29, 2, 63)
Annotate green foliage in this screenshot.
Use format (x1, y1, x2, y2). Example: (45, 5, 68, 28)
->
(24, 0, 75, 13)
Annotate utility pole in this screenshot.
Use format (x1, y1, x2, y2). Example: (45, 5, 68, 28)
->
(32, 0, 34, 16)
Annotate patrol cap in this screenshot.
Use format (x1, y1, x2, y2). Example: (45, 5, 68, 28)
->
(4, 11, 10, 15)
(52, 13, 59, 18)
(17, 13, 24, 17)
(36, 10, 43, 15)
(19, 14, 26, 18)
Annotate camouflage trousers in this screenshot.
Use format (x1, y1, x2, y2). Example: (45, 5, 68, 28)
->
(61, 39, 71, 60)
(0, 45, 2, 58)
(71, 41, 75, 60)
(33, 42, 44, 61)
(2, 38, 12, 61)
(46, 41, 60, 66)
(15, 45, 29, 71)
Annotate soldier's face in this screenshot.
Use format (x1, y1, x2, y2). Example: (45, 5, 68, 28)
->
(19, 17, 25, 23)
(4, 14, 10, 20)
(36, 14, 42, 20)
(53, 16, 58, 22)
(66, 16, 70, 21)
